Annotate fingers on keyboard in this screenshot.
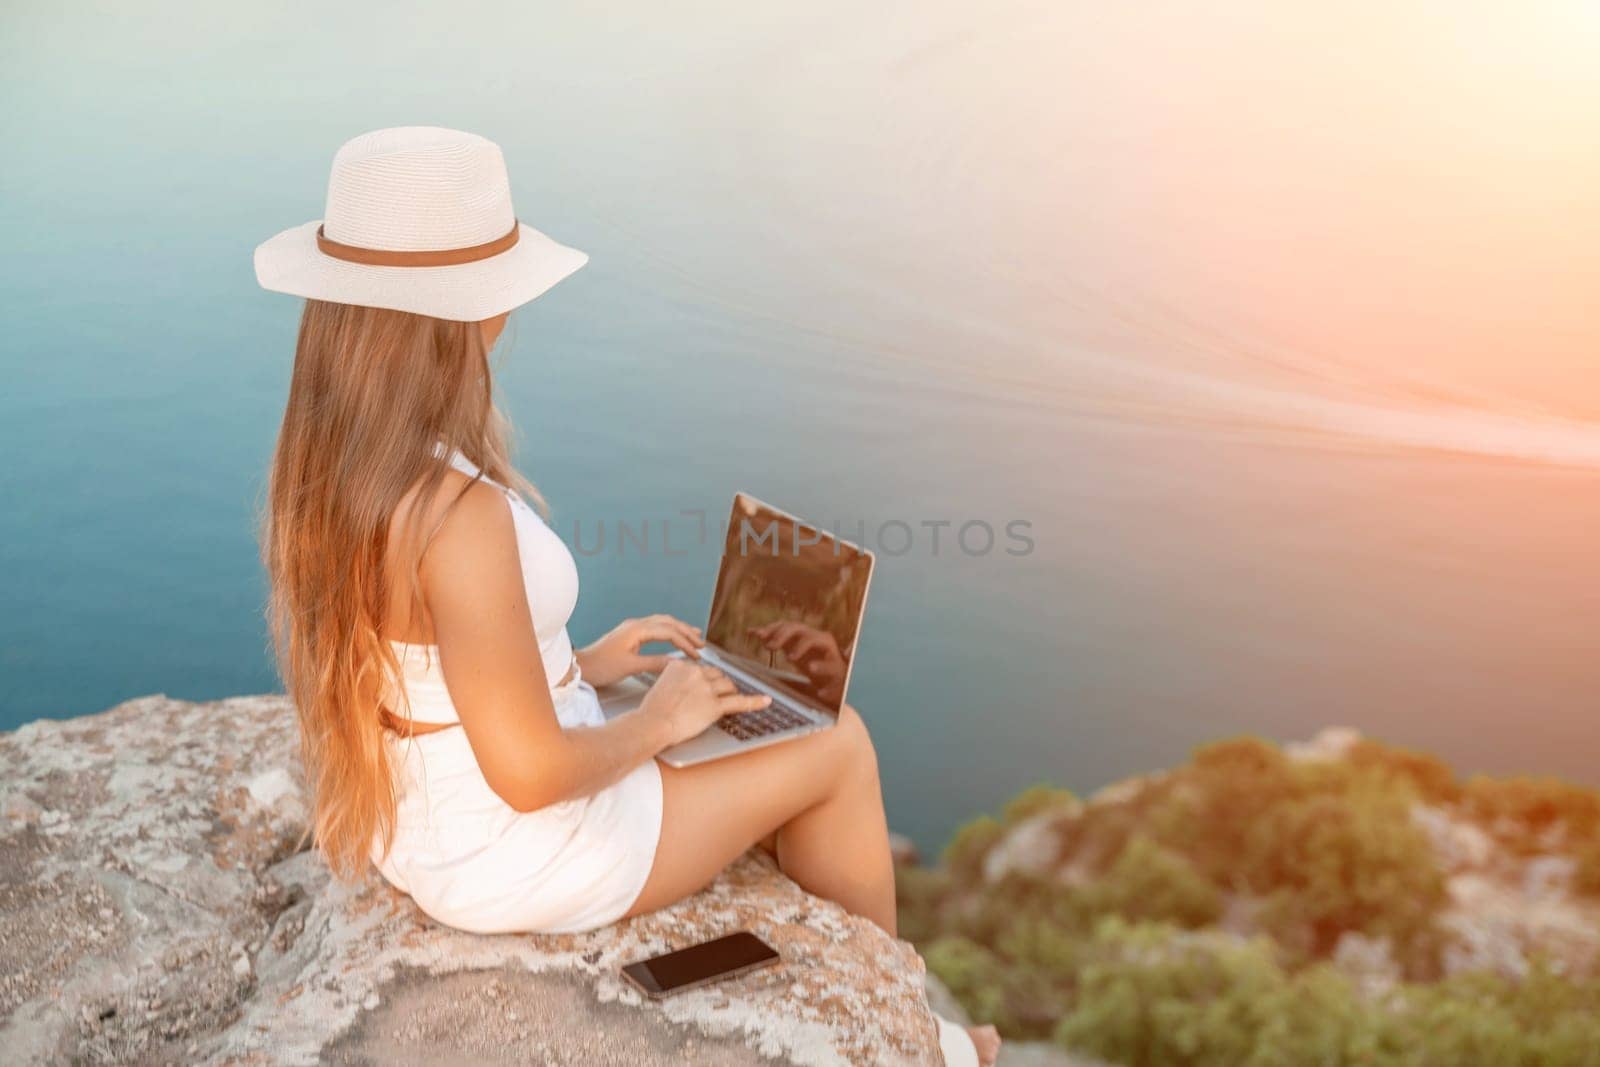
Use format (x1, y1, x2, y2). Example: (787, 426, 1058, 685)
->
(717, 704, 809, 740)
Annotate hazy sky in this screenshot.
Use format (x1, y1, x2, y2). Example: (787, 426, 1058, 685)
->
(693, 1, 1600, 419)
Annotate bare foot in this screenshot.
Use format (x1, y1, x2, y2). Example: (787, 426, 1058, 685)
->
(967, 1024, 1001, 1066)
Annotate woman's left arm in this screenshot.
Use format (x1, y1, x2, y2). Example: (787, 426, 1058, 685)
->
(576, 614, 704, 688)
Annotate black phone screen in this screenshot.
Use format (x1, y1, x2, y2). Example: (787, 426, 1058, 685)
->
(622, 931, 779, 995)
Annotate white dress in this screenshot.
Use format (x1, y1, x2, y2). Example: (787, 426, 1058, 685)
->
(370, 445, 664, 935)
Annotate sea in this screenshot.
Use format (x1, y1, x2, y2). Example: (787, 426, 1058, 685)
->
(3, 1, 1597, 853)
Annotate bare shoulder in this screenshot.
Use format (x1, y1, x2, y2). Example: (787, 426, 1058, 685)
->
(419, 474, 520, 584)
(380, 469, 519, 643)
(412, 474, 532, 653)
(389, 471, 515, 573)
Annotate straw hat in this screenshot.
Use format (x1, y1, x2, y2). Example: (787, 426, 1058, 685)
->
(253, 126, 588, 322)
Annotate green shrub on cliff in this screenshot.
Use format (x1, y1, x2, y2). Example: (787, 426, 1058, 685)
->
(1145, 737, 1304, 880)
(943, 814, 1004, 881)
(1054, 918, 1392, 1067)
(1140, 737, 1448, 970)
(1244, 774, 1448, 974)
(894, 863, 955, 944)
(919, 734, 1451, 975)
(902, 732, 1600, 1063)
(1083, 835, 1222, 928)
(1053, 919, 1600, 1067)
(925, 932, 1081, 1038)
(1463, 774, 1600, 855)
(1410, 964, 1600, 1064)
(920, 937, 1018, 1032)
(1002, 783, 1078, 825)
(1343, 736, 1461, 804)
(1576, 841, 1600, 897)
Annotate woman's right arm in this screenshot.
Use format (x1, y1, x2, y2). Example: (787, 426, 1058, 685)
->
(420, 481, 768, 813)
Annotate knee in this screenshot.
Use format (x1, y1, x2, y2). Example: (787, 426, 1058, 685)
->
(832, 704, 879, 783)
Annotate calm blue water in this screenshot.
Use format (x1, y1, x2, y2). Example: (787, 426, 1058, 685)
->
(3, 2, 1598, 853)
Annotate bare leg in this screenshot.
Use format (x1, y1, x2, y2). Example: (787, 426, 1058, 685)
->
(970, 1026, 1000, 1066)
(623, 704, 896, 935)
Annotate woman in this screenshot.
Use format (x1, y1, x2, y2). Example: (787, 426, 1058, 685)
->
(254, 126, 997, 1066)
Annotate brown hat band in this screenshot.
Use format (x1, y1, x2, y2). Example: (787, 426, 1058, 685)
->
(315, 220, 521, 267)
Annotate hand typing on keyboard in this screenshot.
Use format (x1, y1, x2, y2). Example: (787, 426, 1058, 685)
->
(640, 661, 772, 747)
(716, 676, 812, 740)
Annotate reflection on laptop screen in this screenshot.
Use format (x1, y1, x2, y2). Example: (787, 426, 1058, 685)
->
(703, 494, 873, 716)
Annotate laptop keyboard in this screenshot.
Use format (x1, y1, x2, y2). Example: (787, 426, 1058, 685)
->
(717, 675, 814, 741)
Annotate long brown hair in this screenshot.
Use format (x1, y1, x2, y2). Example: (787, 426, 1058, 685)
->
(261, 298, 542, 879)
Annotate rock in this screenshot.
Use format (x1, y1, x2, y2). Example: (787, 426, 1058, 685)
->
(1330, 932, 1400, 997)
(1000, 1043, 1108, 1067)
(1285, 727, 1362, 763)
(1411, 804, 1494, 872)
(0, 694, 944, 1065)
(889, 833, 921, 868)
(926, 975, 1104, 1067)
(1440, 872, 1600, 980)
(982, 814, 1063, 885)
(1085, 775, 1158, 808)
(1522, 855, 1576, 900)
(923, 973, 968, 1026)
(1409, 806, 1598, 981)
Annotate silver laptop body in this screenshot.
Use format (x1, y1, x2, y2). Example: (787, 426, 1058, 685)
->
(596, 492, 874, 767)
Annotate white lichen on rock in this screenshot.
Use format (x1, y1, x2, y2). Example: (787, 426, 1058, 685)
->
(0, 694, 944, 1065)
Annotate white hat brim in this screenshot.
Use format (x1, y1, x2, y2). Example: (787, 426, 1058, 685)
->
(253, 219, 589, 322)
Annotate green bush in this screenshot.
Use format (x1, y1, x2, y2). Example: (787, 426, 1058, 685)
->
(1464, 775, 1600, 854)
(1344, 737, 1461, 804)
(924, 919, 1088, 1039)
(1060, 736, 1450, 973)
(1002, 783, 1078, 825)
(1084, 835, 1223, 928)
(943, 815, 1005, 882)
(894, 863, 954, 945)
(922, 936, 1008, 1021)
(1134, 736, 1301, 887)
(910, 735, 1600, 1062)
(1242, 774, 1448, 974)
(1053, 921, 1600, 1067)
(1053, 918, 1394, 1067)
(1392, 964, 1600, 1067)
(959, 870, 1086, 948)
(1574, 840, 1600, 898)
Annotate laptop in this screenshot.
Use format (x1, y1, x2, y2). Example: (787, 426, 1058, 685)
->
(597, 492, 875, 767)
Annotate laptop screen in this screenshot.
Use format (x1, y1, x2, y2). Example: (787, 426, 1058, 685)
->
(703, 493, 873, 717)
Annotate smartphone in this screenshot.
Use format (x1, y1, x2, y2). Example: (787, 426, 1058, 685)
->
(620, 931, 781, 998)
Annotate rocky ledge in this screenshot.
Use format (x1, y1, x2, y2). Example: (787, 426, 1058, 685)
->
(0, 694, 944, 1065)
